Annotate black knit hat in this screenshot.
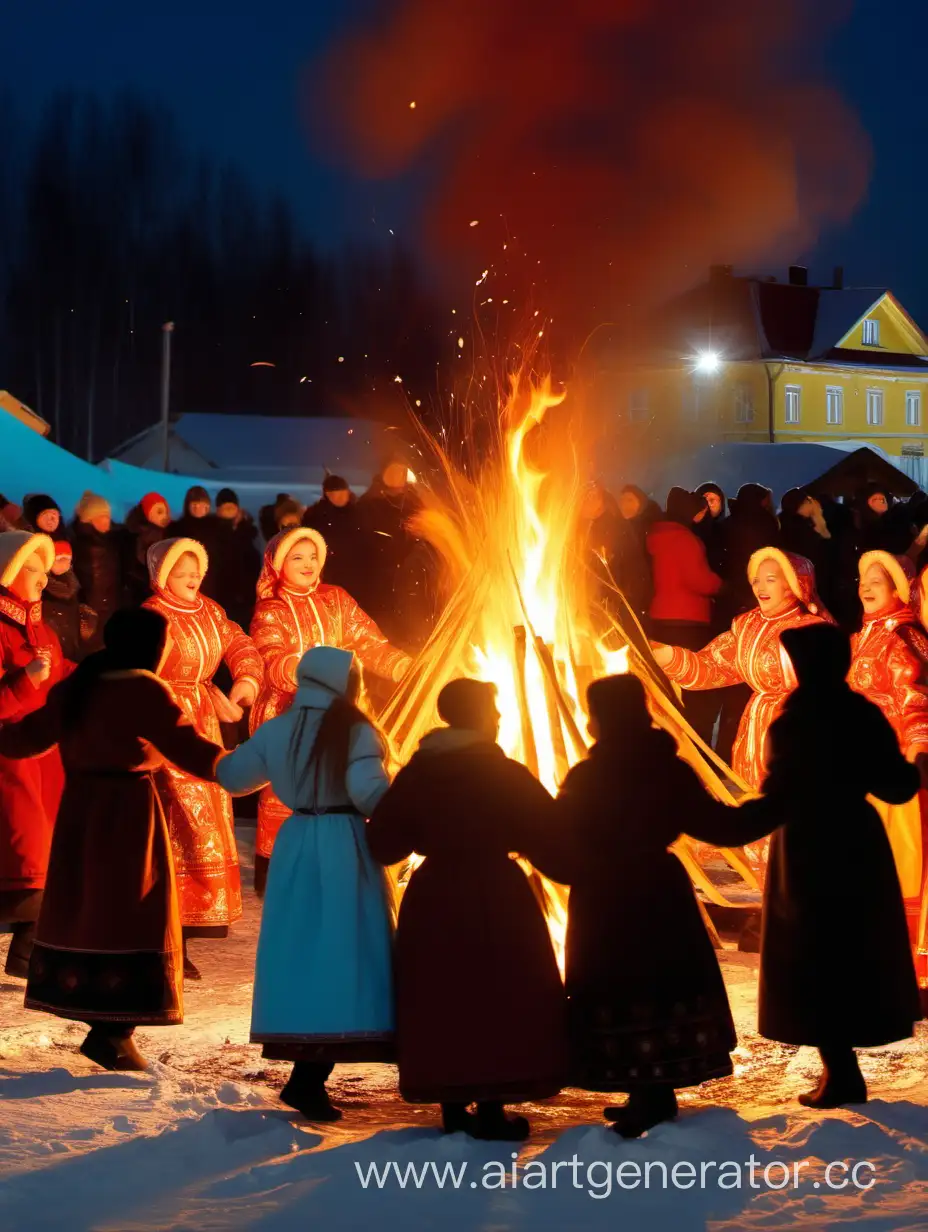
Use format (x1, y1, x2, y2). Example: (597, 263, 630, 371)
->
(216, 488, 239, 507)
(323, 474, 350, 494)
(665, 486, 707, 525)
(23, 493, 61, 525)
(185, 485, 210, 508)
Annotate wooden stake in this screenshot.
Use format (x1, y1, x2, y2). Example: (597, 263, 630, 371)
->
(513, 626, 539, 778)
(538, 638, 569, 782)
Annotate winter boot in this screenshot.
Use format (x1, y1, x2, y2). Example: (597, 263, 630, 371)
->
(473, 1102, 530, 1142)
(798, 1047, 867, 1108)
(4, 921, 36, 979)
(441, 1102, 478, 1135)
(737, 911, 762, 954)
(280, 1062, 342, 1122)
(609, 1087, 678, 1138)
(182, 939, 202, 982)
(80, 1026, 148, 1072)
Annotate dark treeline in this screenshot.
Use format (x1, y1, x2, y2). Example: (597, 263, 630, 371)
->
(0, 90, 441, 460)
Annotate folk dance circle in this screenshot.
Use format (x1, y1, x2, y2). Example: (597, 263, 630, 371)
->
(0, 510, 927, 1137)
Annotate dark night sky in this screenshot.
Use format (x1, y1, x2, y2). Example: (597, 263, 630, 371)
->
(5, 0, 928, 317)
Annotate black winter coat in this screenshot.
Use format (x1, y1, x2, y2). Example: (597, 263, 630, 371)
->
(555, 730, 771, 1091)
(367, 731, 566, 1104)
(165, 514, 232, 605)
(69, 520, 125, 646)
(718, 506, 781, 618)
(221, 517, 261, 628)
(741, 680, 921, 1047)
(355, 483, 423, 638)
(41, 571, 87, 663)
(302, 498, 365, 595)
(123, 505, 165, 606)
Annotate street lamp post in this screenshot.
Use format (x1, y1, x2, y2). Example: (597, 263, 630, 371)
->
(160, 322, 175, 472)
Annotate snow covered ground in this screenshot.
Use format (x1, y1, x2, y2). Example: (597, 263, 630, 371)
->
(2, 827, 928, 1230)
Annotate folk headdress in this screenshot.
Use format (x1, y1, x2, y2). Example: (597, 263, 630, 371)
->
(147, 537, 209, 604)
(859, 550, 914, 607)
(746, 547, 827, 616)
(0, 531, 55, 629)
(256, 527, 328, 601)
(0, 531, 55, 591)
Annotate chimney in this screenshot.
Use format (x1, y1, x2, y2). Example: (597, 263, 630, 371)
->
(833, 265, 844, 290)
(788, 265, 808, 287)
(709, 264, 734, 284)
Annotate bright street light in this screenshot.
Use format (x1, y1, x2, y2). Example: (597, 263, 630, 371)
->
(693, 350, 722, 375)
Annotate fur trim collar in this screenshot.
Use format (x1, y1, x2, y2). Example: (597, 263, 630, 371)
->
(416, 728, 500, 756)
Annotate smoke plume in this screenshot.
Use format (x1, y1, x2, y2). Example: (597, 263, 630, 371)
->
(311, 0, 869, 344)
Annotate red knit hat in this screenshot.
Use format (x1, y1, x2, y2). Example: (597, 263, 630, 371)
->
(141, 492, 168, 521)
(53, 540, 72, 559)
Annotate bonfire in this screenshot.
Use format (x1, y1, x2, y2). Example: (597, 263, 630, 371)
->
(380, 364, 758, 965)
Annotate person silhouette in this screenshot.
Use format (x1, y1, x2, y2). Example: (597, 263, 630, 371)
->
(741, 623, 922, 1107)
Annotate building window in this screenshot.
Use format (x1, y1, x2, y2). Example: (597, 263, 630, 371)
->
(734, 384, 755, 423)
(784, 385, 801, 425)
(866, 388, 884, 426)
(906, 391, 922, 428)
(628, 388, 649, 422)
(862, 318, 881, 347)
(825, 386, 844, 426)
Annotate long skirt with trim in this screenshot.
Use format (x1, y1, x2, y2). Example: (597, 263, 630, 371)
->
(25, 773, 183, 1026)
(251, 812, 395, 1063)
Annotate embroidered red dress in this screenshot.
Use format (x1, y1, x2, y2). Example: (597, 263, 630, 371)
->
(144, 539, 263, 932)
(0, 531, 69, 916)
(250, 528, 411, 860)
(850, 560, 928, 992)
(661, 551, 828, 792)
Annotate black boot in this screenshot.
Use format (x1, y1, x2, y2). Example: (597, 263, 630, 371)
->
(473, 1101, 530, 1142)
(4, 921, 35, 979)
(737, 911, 762, 954)
(610, 1087, 678, 1138)
(182, 938, 201, 982)
(441, 1102, 478, 1135)
(799, 1046, 867, 1108)
(280, 1061, 341, 1122)
(80, 1025, 147, 1072)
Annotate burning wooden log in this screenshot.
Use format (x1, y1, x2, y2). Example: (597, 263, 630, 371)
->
(513, 625, 539, 778)
(534, 637, 586, 761)
(538, 638, 569, 784)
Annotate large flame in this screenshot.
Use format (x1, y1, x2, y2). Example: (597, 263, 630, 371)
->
(381, 367, 755, 969)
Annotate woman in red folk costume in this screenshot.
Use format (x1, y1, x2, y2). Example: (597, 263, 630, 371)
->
(0, 532, 69, 977)
(144, 538, 263, 978)
(859, 553, 928, 1002)
(651, 549, 829, 794)
(250, 528, 411, 892)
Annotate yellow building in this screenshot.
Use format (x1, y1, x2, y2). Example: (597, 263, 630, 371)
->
(602, 266, 928, 482)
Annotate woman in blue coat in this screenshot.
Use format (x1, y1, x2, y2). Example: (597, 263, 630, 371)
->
(217, 646, 394, 1121)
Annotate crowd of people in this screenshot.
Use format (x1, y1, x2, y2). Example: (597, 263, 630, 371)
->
(1, 467, 928, 1143)
(0, 458, 427, 658)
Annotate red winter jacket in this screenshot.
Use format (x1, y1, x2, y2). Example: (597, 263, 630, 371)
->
(0, 593, 67, 895)
(646, 521, 722, 625)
